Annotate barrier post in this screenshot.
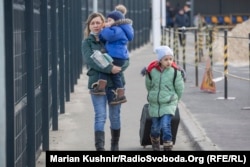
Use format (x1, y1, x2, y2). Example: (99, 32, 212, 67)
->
(175, 28, 179, 64)
(217, 30, 235, 100)
(205, 26, 209, 49)
(209, 29, 213, 67)
(194, 29, 199, 87)
(163, 28, 167, 45)
(168, 28, 171, 48)
(224, 30, 228, 99)
(182, 28, 186, 71)
(161, 27, 164, 45)
(173, 28, 176, 60)
(198, 27, 203, 61)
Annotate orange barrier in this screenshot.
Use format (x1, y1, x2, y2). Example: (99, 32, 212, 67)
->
(204, 15, 249, 25)
(224, 16, 231, 24)
(236, 16, 243, 23)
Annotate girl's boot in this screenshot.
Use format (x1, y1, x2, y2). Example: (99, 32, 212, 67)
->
(163, 141, 173, 151)
(150, 135, 160, 151)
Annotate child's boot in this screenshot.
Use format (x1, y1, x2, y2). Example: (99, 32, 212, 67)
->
(163, 141, 173, 151)
(90, 79, 107, 95)
(109, 88, 127, 105)
(150, 135, 160, 151)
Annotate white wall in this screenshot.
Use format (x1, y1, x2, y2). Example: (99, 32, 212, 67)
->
(0, 0, 6, 166)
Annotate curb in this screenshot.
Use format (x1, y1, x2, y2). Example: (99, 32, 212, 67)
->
(178, 101, 220, 151)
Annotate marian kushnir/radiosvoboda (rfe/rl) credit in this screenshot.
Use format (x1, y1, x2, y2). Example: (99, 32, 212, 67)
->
(46, 151, 248, 166)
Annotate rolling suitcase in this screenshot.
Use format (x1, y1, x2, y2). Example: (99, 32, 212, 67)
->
(139, 103, 180, 147)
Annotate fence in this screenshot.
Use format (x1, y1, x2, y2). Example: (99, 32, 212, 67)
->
(161, 24, 250, 98)
(3, 0, 151, 167)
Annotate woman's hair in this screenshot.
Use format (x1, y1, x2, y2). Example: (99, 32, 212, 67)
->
(115, 4, 127, 15)
(83, 12, 105, 38)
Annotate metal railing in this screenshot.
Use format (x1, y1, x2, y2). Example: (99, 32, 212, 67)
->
(4, 0, 151, 167)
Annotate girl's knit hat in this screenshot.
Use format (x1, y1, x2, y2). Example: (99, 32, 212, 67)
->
(107, 11, 124, 21)
(155, 45, 174, 61)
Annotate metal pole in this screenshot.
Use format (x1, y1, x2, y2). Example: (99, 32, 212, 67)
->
(182, 28, 186, 71)
(64, 0, 70, 101)
(59, 0, 65, 114)
(4, 0, 15, 166)
(0, 0, 6, 166)
(217, 30, 235, 100)
(41, 0, 49, 151)
(51, 0, 58, 130)
(194, 29, 198, 87)
(190, 0, 194, 27)
(209, 29, 213, 67)
(25, 0, 36, 166)
(175, 28, 179, 64)
(173, 28, 176, 60)
(224, 30, 228, 99)
(168, 28, 171, 47)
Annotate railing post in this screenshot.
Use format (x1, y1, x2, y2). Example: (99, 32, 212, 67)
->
(4, 0, 15, 166)
(64, 0, 70, 101)
(1, 0, 7, 166)
(41, 0, 49, 151)
(168, 28, 171, 48)
(209, 29, 213, 67)
(59, 0, 65, 114)
(51, 0, 58, 130)
(224, 30, 228, 99)
(217, 30, 235, 100)
(194, 29, 199, 87)
(25, 0, 36, 166)
(182, 28, 186, 71)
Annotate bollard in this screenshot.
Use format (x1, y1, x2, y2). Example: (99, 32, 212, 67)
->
(209, 29, 213, 67)
(182, 28, 186, 71)
(205, 26, 209, 49)
(175, 28, 179, 64)
(198, 28, 203, 61)
(194, 29, 199, 87)
(217, 30, 235, 100)
(173, 28, 176, 60)
(161, 27, 164, 45)
(163, 28, 167, 45)
(168, 27, 171, 48)
(224, 30, 228, 99)
(212, 26, 218, 43)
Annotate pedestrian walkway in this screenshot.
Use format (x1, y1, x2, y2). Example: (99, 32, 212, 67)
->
(36, 40, 250, 166)
(36, 43, 202, 166)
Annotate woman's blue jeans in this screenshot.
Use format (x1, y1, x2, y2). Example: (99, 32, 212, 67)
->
(90, 94, 121, 132)
(151, 114, 172, 141)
